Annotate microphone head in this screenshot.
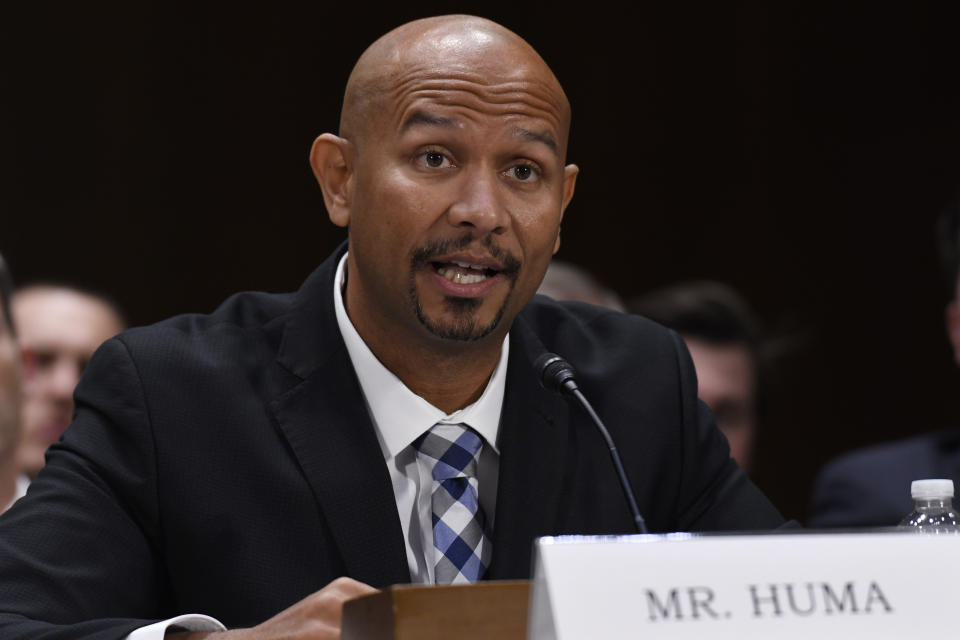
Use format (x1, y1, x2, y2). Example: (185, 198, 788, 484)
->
(534, 352, 578, 394)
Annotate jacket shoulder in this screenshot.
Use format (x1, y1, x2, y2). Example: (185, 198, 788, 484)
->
(819, 431, 955, 480)
(121, 289, 294, 343)
(107, 289, 297, 380)
(519, 295, 680, 367)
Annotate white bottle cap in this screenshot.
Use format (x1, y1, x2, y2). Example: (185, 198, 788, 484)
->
(911, 479, 955, 499)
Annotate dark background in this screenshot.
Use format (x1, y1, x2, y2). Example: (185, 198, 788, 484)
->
(2, 2, 959, 522)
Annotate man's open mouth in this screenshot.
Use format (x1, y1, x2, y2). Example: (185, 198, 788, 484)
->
(432, 260, 499, 285)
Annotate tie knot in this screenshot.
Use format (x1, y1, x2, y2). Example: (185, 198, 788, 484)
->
(414, 423, 483, 481)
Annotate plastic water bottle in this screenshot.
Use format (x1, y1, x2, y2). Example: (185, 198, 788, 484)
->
(898, 479, 960, 533)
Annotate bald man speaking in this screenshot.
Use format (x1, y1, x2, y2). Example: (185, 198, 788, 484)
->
(0, 15, 783, 639)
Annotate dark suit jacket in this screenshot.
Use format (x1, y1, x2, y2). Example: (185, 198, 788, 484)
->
(0, 244, 783, 638)
(807, 429, 960, 528)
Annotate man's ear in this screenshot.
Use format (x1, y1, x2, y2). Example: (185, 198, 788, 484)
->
(309, 134, 354, 228)
(946, 301, 960, 366)
(554, 164, 579, 254)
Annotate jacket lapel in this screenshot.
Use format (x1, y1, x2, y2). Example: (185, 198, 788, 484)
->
(270, 245, 410, 588)
(487, 316, 571, 580)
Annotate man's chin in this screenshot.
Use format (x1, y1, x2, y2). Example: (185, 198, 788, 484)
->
(416, 296, 508, 343)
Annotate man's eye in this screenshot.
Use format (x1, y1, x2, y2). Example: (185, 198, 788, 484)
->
(33, 351, 56, 370)
(423, 151, 447, 168)
(509, 164, 537, 181)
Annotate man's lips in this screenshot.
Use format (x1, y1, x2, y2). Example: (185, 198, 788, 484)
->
(411, 236, 522, 297)
(431, 256, 503, 286)
(418, 253, 515, 298)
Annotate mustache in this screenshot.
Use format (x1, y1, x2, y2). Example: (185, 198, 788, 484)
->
(410, 234, 522, 277)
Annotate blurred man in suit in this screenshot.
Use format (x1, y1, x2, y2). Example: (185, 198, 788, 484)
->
(12, 285, 125, 478)
(630, 282, 765, 472)
(0, 15, 784, 640)
(0, 254, 26, 513)
(807, 195, 960, 527)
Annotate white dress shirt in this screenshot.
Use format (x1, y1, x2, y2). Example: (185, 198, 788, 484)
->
(128, 252, 507, 636)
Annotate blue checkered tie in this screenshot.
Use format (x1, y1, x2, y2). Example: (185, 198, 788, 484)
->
(414, 423, 491, 584)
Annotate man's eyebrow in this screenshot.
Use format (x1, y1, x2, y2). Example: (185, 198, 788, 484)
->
(400, 111, 457, 133)
(512, 127, 558, 154)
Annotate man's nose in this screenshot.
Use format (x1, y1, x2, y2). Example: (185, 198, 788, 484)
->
(446, 169, 509, 236)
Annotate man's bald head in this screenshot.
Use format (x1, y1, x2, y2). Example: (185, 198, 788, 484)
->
(340, 15, 571, 158)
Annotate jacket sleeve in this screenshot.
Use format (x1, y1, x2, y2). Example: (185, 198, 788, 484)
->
(669, 330, 786, 531)
(0, 336, 169, 639)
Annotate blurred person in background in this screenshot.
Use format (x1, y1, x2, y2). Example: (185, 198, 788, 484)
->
(0, 254, 26, 512)
(12, 285, 125, 479)
(630, 282, 766, 473)
(807, 195, 960, 527)
(536, 259, 626, 311)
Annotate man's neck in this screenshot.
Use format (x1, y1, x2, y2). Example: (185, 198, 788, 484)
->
(340, 256, 507, 414)
(0, 458, 18, 511)
(389, 345, 501, 415)
(360, 324, 503, 414)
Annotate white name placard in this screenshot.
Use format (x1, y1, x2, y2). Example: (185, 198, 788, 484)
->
(528, 531, 960, 639)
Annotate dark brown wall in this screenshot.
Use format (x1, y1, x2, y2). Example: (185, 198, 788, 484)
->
(3, 2, 960, 521)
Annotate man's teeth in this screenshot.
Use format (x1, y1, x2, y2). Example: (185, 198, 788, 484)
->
(436, 265, 489, 285)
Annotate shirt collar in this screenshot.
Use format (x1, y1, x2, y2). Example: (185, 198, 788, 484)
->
(333, 253, 506, 459)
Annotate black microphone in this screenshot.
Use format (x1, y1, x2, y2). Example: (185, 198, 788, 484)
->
(534, 352, 649, 534)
